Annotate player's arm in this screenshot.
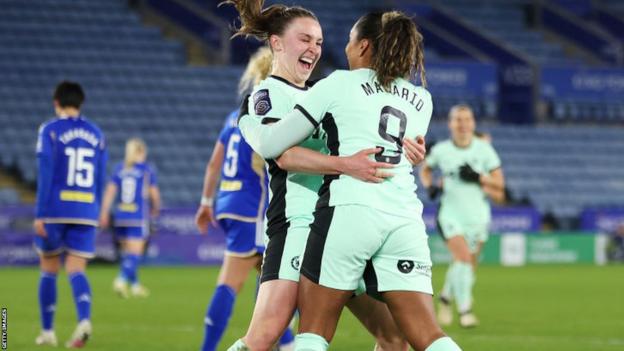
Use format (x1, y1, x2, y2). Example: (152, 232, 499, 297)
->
(96, 143, 108, 206)
(239, 73, 342, 159)
(149, 186, 161, 218)
(99, 182, 117, 229)
(34, 124, 53, 237)
(481, 167, 505, 204)
(147, 165, 161, 218)
(195, 140, 225, 234)
(419, 162, 442, 200)
(238, 107, 317, 159)
(276, 146, 393, 183)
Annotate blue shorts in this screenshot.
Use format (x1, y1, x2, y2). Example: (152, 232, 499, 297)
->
(34, 223, 96, 259)
(114, 226, 148, 240)
(219, 218, 265, 257)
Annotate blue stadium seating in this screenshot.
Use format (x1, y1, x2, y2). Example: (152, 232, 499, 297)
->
(0, 0, 622, 219)
(0, 0, 242, 205)
(419, 124, 624, 218)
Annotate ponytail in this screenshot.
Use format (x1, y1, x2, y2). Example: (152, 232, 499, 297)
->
(220, 0, 317, 42)
(356, 11, 426, 90)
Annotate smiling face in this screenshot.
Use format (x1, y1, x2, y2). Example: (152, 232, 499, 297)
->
(449, 107, 476, 144)
(269, 16, 322, 86)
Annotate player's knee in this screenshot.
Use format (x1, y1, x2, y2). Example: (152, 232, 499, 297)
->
(244, 330, 282, 351)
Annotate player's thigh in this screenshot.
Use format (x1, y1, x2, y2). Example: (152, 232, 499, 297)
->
(438, 216, 472, 262)
(217, 254, 262, 292)
(39, 255, 62, 273)
(260, 225, 308, 283)
(301, 205, 381, 291)
(220, 218, 265, 257)
(64, 224, 96, 260)
(371, 216, 433, 295)
(116, 226, 147, 252)
(34, 223, 65, 258)
(244, 279, 299, 347)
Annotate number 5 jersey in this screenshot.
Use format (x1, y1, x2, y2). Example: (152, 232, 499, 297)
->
(36, 115, 108, 226)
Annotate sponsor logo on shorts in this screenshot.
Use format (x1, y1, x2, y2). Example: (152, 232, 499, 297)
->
(291, 255, 300, 270)
(415, 263, 432, 277)
(253, 89, 272, 116)
(397, 260, 415, 274)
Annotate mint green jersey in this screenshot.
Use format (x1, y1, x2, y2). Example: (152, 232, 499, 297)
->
(295, 68, 433, 218)
(244, 75, 327, 236)
(426, 138, 501, 224)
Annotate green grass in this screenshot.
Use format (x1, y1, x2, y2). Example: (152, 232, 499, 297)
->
(1, 264, 623, 350)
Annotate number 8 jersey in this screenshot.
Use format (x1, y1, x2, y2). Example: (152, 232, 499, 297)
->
(36, 116, 107, 226)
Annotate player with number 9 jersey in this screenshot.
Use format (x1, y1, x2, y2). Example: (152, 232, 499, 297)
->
(109, 158, 158, 231)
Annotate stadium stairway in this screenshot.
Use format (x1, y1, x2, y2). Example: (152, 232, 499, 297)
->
(436, 0, 585, 66)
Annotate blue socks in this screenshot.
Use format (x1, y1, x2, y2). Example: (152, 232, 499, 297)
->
(279, 327, 295, 346)
(69, 272, 91, 322)
(38, 272, 57, 331)
(120, 253, 140, 285)
(425, 336, 462, 351)
(201, 285, 236, 351)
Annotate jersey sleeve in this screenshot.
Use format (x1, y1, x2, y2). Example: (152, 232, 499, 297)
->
(238, 107, 315, 159)
(238, 84, 317, 159)
(483, 142, 502, 172)
(35, 123, 54, 218)
(110, 164, 122, 186)
(218, 113, 236, 146)
(294, 71, 345, 125)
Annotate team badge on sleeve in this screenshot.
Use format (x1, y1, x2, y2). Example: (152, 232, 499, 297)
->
(253, 89, 272, 116)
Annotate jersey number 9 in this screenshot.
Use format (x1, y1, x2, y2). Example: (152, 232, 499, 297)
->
(121, 177, 137, 204)
(375, 106, 407, 165)
(65, 147, 94, 187)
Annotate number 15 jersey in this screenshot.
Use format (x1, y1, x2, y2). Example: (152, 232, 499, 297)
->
(295, 68, 433, 218)
(36, 116, 107, 226)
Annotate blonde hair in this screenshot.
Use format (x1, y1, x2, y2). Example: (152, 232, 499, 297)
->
(238, 46, 273, 95)
(124, 138, 147, 168)
(448, 104, 474, 120)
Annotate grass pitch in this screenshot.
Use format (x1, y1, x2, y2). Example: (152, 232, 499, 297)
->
(1, 264, 623, 351)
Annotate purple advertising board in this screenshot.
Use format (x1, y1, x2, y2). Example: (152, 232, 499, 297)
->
(580, 208, 624, 232)
(541, 67, 624, 101)
(1, 205, 541, 266)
